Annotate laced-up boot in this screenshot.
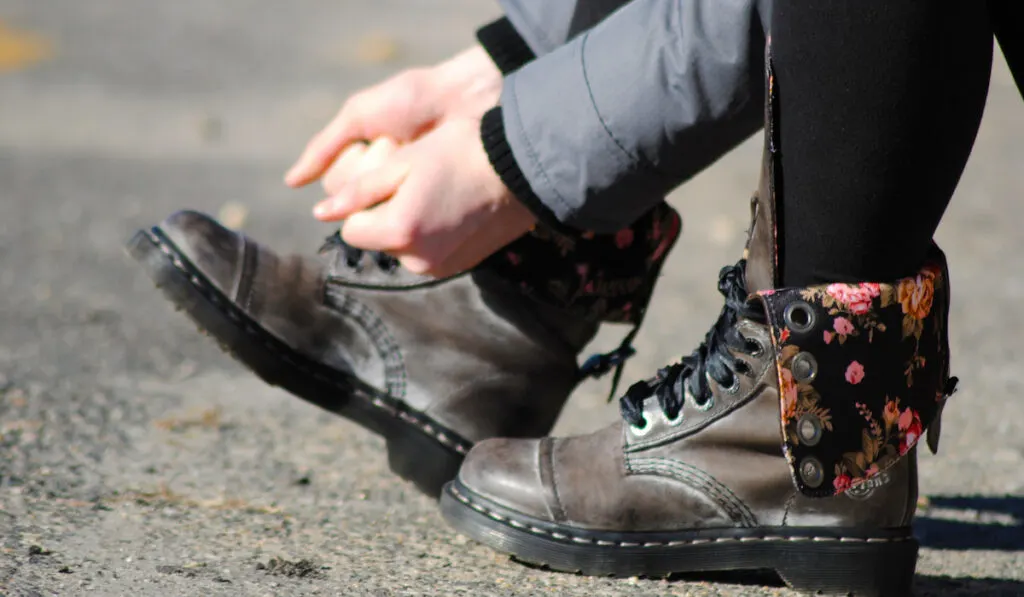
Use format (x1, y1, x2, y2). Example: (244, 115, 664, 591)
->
(439, 46, 959, 596)
(126, 203, 680, 497)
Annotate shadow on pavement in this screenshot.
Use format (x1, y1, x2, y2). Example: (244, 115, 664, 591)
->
(516, 559, 1024, 595)
(914, 575, 1024, 597)
(660, 571, 1024, 596)
(915, 495, 1024, 550)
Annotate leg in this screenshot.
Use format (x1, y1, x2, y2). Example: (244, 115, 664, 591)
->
(772, 1, 993, 286)
(441, 5, 980, 596)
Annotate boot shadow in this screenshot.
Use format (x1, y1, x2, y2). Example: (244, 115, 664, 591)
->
(915, 495, 1024, 550)
(513, 560, 1024, 595)
(912, 576, 1024, 597)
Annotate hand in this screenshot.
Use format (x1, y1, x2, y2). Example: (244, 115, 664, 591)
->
(285, 45, 502, 192)
(310, 119, 537, 278)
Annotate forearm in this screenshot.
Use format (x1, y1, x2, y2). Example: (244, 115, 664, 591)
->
(486, 0, 770, 233)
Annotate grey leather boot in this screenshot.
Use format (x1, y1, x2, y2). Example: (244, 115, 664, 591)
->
(126, 204, 681, 497)
(439, 49, 959, 596)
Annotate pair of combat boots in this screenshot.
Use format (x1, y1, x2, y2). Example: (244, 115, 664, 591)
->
(128, 53, 957, 597)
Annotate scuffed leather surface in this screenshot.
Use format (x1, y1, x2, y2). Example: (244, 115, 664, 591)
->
(458, 312, 918, 533)
(157, 210, 596, 443)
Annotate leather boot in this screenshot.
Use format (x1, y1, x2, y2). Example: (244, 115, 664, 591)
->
(126, 203, 681, 497)
(439, 46, 959, 596)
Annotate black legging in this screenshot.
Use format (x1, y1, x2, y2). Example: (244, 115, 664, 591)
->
(771, 1, 994, 287)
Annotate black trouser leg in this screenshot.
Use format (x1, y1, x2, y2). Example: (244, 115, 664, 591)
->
(771, 2, 993, 286)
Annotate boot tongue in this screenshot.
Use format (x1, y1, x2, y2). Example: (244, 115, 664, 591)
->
(744, 44, 781, 295)
(742, 169, 779, 295)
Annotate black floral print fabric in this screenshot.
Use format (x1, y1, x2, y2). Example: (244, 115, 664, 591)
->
(480, 202, 682, 325)
(756, 244, 955, 498)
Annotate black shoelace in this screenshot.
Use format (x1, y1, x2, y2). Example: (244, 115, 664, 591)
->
(319, 230, 399, 273)
(619, 260, 766, 429)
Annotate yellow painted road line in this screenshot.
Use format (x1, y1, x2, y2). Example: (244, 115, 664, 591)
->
(0, 20, 53, 73)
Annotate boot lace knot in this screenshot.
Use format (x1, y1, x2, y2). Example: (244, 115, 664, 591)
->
(319, 231, 399, 273)
(619, 261, 765, 432)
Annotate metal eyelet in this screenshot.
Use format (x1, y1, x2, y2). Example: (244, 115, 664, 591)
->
(796, 413, 823, 447)
(790, 352, 819, 384)
(692, 382, 716, 411)
(745, 336, 766, 358)
(710, 369, 740, 396)
(783, 301, 816, 334)
(799, 456, 824, 488)
(661, 409, 685, 427)
(629, 418, 654, 437)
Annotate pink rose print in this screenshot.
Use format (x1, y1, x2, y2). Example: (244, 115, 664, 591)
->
(649, 214, 680, 263)
(833, 317, 854, 336)
(833, 474, 852, 493)
(826, 283, 881, 315)
(576, 264, 589, 278)
(845, 361, 865, 385)
(823, 330, 834, 344)
(615, 228, 635, 249)
(506, 252, 521, 266)
(898, 408, 923, 455)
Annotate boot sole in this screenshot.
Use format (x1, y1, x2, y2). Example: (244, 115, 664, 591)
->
(440, 480, 918, 597)
(125, 227, 470, 498)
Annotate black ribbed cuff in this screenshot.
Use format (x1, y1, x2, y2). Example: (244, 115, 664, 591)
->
(476, 17, 535, 75)
(480, 107, 563, 230)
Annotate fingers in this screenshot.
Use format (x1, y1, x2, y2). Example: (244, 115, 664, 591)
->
(285, 69, 436, 188)
(285, 97, 369, 188)
(338, 194, 416, 252)
(322, 136, 398, 197)
(321, 142, 368, 197)
(312, 140, 409, 222)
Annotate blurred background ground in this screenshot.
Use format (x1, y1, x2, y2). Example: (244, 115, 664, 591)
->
(0, 1, 1022, 595)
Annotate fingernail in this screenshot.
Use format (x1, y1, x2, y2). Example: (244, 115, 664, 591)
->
(313, 199, 332, 219)
(313, 193, 347, 219)
(285, 154, 310, 180)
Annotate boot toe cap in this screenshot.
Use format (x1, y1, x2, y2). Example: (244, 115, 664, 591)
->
(457, 437, 556, 522)
(158, 209, 244, 293)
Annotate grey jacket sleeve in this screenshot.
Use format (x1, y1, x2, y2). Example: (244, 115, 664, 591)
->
(496, 0, 634, 54)
(498, 0, 769, 232)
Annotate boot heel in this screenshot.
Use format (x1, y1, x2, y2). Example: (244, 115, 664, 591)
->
(385, 425, 464, 499)
(774, 537, 918, 596)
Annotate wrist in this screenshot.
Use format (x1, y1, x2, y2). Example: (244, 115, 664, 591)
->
(479, 107, 562, 230)
(434, 46, 502, 109)
(436, 45, 500, 89)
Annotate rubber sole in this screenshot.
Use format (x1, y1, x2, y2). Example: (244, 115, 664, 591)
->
(125, 227, 470, 498)
(440, 480, 918, 596)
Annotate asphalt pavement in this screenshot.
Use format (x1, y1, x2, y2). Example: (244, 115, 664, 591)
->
(1, 1, 1023, 595)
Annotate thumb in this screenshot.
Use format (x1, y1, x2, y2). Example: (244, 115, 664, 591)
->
(313, 157, 411, 222)
(338, 195, 412, 252)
